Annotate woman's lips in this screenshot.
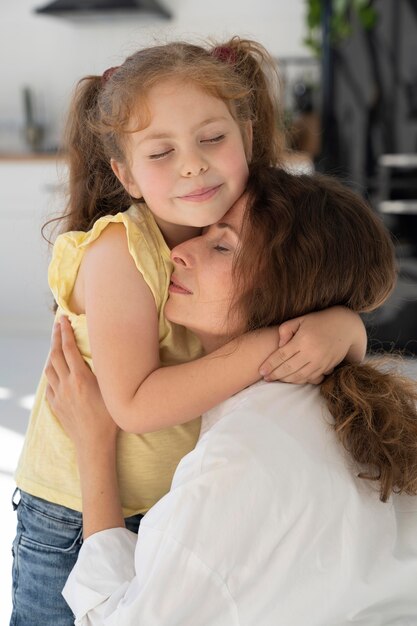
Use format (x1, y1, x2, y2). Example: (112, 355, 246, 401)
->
(179, 184, 222, 202)
(169, 276, 192, 295)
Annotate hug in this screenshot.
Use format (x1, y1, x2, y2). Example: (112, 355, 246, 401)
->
(47, 166, 417, 625)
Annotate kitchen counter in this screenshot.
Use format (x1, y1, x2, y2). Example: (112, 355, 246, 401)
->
(0, 158, 66, 333)
(0, 152, 63, 162)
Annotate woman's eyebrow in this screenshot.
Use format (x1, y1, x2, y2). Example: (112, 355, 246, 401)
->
(216, 222, 239, 236)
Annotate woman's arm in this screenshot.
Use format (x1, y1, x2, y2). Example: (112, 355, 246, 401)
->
(45, 331, 232, 624)
(46, 336, 240, 624)
(46, 322, 124, 538)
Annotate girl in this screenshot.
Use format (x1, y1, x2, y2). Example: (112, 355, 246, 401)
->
(11, 38, 366, 626)
(46, 167, 417, 625)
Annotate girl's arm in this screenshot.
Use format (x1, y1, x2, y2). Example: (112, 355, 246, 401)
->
(259, 307, 367, 384)
(77, 224, 278, 434)
(55, 224, 366, 434)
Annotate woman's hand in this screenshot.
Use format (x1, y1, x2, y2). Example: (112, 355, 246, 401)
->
(259, 307, 367, 384)
(45, 316, 119, 453)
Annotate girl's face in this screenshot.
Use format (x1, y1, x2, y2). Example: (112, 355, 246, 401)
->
(164, 194, 247, 352)
(112, 79, 251, 242)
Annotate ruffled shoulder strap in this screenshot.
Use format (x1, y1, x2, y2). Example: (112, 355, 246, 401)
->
(48, 206, 169, 314)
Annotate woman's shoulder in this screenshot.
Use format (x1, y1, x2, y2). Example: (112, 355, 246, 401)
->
(200, 382, 336, 477)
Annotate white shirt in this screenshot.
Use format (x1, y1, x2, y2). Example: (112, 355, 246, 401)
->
(63, 381, 417, 625)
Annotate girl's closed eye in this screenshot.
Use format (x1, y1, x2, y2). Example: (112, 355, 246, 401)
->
(149, 148, 174, 160)
(201, 134, 225, 144)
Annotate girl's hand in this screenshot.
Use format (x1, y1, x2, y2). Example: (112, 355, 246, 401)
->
(45, 316, 119, 452)
(259, 307, 367, 384)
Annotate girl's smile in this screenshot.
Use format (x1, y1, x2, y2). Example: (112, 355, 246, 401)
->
(178, 184, 223, 203)
(111, 78, 251, 246)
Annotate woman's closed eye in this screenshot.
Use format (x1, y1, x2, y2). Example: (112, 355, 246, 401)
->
(213, 244, 231, 253)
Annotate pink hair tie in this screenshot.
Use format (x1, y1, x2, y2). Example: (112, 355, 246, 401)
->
(102, 66, 119, 83)
(211, 46, 237, 65)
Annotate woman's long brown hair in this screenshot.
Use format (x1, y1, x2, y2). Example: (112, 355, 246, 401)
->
(233, 167, 417, 502)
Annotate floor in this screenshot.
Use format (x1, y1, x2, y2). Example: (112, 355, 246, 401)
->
(0, 333, 50, 626)
(0, 333, 416, 624)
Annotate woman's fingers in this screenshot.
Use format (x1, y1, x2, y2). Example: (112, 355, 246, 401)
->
(45, 357, 59, 392)
(45, 382, 54, 405)
(45, 383, 59, 416)
(48, 321, 70, 378)
(59, 316, 87, 374)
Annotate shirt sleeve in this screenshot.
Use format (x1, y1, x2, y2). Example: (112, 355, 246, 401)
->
(63, 526, 238, 626)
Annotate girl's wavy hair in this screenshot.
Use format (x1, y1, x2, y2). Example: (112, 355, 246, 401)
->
(233, 166, 417, 502)
(46, 37, 284, 238)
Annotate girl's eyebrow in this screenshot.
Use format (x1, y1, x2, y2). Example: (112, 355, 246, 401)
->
(141, 116, 229, 143)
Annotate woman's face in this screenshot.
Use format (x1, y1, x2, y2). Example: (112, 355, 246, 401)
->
(165, 194, 247, 352)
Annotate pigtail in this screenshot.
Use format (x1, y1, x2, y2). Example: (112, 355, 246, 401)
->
(44, 38, 289, 241)
(59, 75, 131, 234)
(321, 361, 417, 502)
(221, 37, 286, 167)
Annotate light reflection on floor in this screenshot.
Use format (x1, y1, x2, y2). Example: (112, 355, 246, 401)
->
(0, 334, 48, 626)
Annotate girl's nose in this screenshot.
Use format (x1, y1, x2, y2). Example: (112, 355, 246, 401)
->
(181, 153, 209, 178)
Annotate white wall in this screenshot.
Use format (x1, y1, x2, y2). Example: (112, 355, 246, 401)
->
(0, 0, 310, 335)
(0, 0, 308, 151)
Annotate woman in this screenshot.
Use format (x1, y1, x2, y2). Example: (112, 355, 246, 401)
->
(46, 167, 417, 625)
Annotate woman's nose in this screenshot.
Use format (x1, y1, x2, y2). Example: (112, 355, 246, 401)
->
(171, 243, 192, 267)
(171, 254, 186, 266)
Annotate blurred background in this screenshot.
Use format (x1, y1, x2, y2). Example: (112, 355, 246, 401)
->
(0, 0, 416, 621)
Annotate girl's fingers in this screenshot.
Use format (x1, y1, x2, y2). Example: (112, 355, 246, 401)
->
(264, 355, 310, 382)
(259, 347, 300, 377)
(277, 319, 299, 348)
(266, 360, 329, 384)
(309, 375, 325, 385)
(279, 366, 326, 385)
(264, 355, 335, 384)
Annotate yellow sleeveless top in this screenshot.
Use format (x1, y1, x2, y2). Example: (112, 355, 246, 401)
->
(15, 204, 203, 516)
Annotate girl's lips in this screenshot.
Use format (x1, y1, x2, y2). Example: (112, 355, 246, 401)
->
(179, 184, 222, 202)
(169, 276, 192, 295)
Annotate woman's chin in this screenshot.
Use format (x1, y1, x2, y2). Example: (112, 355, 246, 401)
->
(164, 303, 183, 327)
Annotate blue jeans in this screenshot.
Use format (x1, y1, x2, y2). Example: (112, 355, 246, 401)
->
(9, 489, 143, 626)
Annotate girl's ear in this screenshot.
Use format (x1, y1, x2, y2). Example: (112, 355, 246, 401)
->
(243, 121, 253, 163)
(111, 159, 142, 198)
